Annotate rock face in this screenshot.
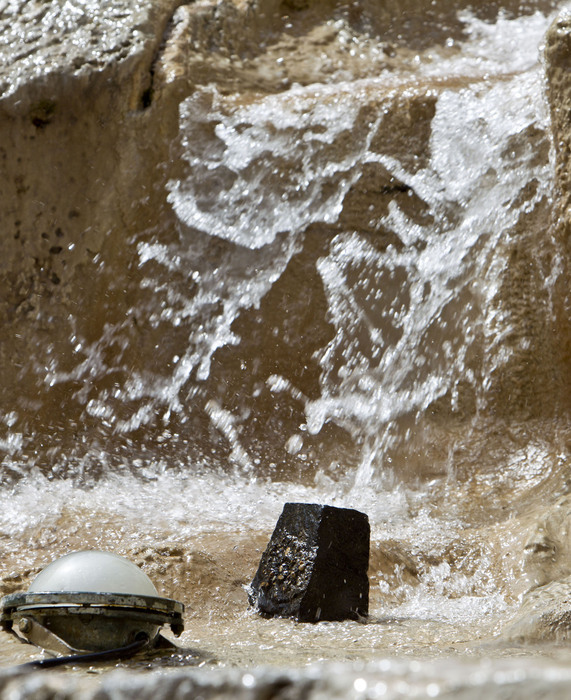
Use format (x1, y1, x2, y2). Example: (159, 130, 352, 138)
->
(0, 0, 569, 486)
(484, 12, 571, 645)
(502, 577, 571, 643)
(0, 0, 187, 475)
(543, 11, 571, 407)
(545, 10, 571, 216)
(0, 0, 178, 311)
(500, 495, 571, 642)
(249, 503, 370, 622)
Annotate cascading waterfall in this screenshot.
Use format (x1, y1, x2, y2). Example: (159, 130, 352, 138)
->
(1, 1, 571, 679)
(159, 10, 557, 482)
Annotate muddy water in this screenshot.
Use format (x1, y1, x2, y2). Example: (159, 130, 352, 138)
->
(2, 0, 571, 696)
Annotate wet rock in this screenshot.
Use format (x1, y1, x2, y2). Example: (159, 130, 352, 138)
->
(1, 0, 567, 482)
(543, 10, 571, 417)
(502, 495, 571, 643)
(4, 655, 571, 700)
(521, 495, 571, 590)
(249, 502, 369, 622)
(544, 10, 571, 213)
(501, 577, 571, 643)
(369, 540, 420, 603)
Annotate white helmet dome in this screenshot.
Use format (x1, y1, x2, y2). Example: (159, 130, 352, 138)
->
(1, 550, 184, 655)
(28, 550, 158, 597)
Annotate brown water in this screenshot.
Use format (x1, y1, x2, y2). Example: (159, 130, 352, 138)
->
(2, 0, 571, 696)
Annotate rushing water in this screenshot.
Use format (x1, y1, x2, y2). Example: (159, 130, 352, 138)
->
(2, 0, 571, 696)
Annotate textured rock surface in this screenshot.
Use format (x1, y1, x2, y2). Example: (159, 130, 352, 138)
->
(502, 577, 571, 643)
(521, 495, 571, 589)
(249, 502, 369, 622)
(0, 0, 567, 479)
(0, 0, 178, 287)
(500, 494, 571, 642)
(0, 0, 465, 475)
(0, 0, 171, 97)
(0, 0, 183, 473)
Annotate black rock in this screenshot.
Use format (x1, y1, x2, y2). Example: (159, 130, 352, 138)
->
(249, 502, 370, 622)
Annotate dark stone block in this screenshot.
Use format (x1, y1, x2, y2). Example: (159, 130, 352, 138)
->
(249, 502, 369, 622)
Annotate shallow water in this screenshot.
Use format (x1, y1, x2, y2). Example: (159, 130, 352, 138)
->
(2, 0, 571, 696)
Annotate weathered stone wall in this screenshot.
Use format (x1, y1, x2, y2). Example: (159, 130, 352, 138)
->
(543, 12, 571, 416)
(0, 0, 568, 476)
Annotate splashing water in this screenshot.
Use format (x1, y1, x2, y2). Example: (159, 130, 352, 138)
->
(162, 10, 556, 481)
(1, 3, 570, 671)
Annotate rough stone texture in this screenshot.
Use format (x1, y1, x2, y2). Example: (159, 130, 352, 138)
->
(0, 0, 178, 286)
(0, 1, 168, 98)
(0, 0, 185, 474)
(249, 503, 369, 622)
(499, 494, 571, 643)
(545, 11, 571, 213)
(543, 11, 571, 417)
(0, 0, 480, 477)
(0, 0, 569, 483)
(522, 495, 571, 590)
(502, 577, 571, 643)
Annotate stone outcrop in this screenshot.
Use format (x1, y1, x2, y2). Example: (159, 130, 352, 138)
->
(0, 0, 471, 475)
(0, 0, 187, 473)
(0, 0, 569, 484)
(497, 19, 571, 642)
(502, 577, 571, 643)
(0, 0, 179, 317)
